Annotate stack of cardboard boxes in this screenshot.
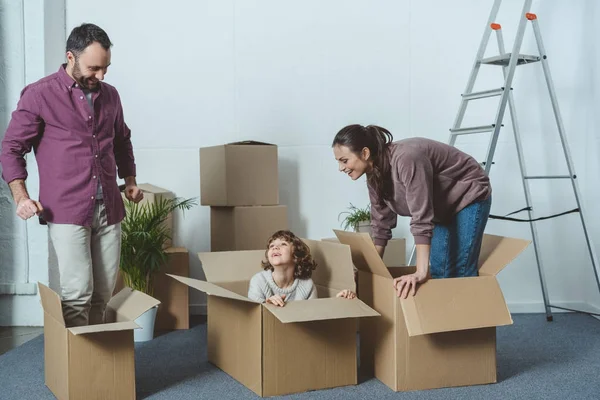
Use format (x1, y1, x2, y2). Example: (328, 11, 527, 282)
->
(200, 141, 288, 251)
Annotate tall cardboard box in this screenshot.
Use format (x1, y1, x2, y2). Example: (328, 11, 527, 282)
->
(210, 205, 288, 251)
(113, 248, 190, 331)
(168, 239, 380, 397)
(200, 141, 278, 206)
(38, 283, 160, 400)
(334, 230, 530, 392)
(121, 183, 175, 248)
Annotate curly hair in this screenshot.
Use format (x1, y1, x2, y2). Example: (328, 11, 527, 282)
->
(261, 230, 317, 280)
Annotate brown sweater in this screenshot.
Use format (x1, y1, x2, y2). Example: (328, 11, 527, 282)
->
(368, 138, 491, 246)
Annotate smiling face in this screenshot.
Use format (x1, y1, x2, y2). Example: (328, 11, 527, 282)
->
(66, 41, 111, 91)
(267, 238, 294, 268)
(333, 144, 372, 180)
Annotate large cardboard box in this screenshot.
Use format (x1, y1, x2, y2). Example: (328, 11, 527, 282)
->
(168, 239, 380, 397)
(113, 248, 190, 331)
(210, 205, 288, 251)
(121, 183, 175, 248)
(38, 283, 160, 400)
(200, 141, 278, 206)
(323, 237, 406, 267)
(334, 230, 530, 392)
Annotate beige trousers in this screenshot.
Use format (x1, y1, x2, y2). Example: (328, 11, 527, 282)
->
(48, 201, 121, 327)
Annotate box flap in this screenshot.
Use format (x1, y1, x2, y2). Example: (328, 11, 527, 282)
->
(227, 140, 274, 146)
(333, 230, 392, 278)
(478, 234, 531, 276)
(400, 276, 512, 336)
(137, 183, 171, 194)
(198, 250, 264, 283)
(167, 274, 258, 304)
(37, 282, 65, 326)
(304, 239, 356, 291)
(265, 297, 380, 323)
(68, 321, 140, 335)
(106, 287, 161, 321)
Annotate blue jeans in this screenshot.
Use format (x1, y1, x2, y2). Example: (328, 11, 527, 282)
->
(429, 196, 492, 278)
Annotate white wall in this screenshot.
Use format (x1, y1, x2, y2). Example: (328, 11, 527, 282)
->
(1, 0, 599, 325)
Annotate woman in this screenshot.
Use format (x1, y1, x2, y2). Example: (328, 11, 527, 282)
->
(332, 124, 492, 299)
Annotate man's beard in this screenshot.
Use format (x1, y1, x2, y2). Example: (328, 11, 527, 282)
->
(72, 59, 100, 92)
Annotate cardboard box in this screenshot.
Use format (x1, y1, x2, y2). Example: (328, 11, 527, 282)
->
(333, 230, 530, 392)
(121, 183, 175, 248)
(323, 237, 406, 267)
(38, 283, 160, 400)
(168, 239, 380, 397)
(211, 205, 288, 251)
(200, 141, 278, 206)
(113, 248, 190, 331)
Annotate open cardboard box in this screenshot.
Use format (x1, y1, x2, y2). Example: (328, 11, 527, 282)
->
(168, 239, 380, 397)
(38, 283, 160, 400)
(333, 230, 530, 392)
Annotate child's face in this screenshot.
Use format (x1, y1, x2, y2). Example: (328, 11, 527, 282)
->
(268, 238, 293, 267)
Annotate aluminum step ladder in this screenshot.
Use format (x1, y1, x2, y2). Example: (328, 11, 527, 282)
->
(408, 0, 600, 321)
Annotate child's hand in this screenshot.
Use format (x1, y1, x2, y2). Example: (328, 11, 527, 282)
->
(336, 289, 356, 299)
(266, 294, 286, 307)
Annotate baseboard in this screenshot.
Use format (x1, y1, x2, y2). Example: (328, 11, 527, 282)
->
(508, 301, 600, 315)
(190, 304, 207, 315)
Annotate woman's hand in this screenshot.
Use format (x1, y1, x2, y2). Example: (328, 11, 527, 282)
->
(336, 289, 356, 299)
(266, 294, 286, 307)
(392, 272, 428, 299)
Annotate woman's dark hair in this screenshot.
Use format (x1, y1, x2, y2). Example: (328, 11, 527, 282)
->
(66, 23, 112, 57)
(332, 124, 394, 203)
(261, 230, 317, 280)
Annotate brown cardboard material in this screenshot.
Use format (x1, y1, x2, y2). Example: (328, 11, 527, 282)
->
(210, 205, 288, 251)
(113, 247, 190, 331)
(168, 239, 380, 397)
(121, 183, 176, 248)
(333, 230, 530, 392)
(38, 283, 160, 400)
(322, 237, 406, 267)
(200, 141, 278, 206)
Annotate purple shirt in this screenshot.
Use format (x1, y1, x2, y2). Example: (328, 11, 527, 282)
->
(369, 138, 491, 246)
(0, 65, 136, 226)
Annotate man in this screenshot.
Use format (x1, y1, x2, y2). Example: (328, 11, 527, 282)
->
(0, 23, 143, 327)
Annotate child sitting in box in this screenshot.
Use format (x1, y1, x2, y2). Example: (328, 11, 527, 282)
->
(248, 230, 356, 306)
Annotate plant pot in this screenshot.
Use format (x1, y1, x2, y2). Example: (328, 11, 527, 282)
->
(134, 305, 159, 342)
(356, 221, 372, 236)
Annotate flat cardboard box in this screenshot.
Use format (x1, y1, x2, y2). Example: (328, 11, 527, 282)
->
(113, 247, 190, 331)
(121, 183, 175, 248)
(334, 230, 530, 392)
(38, 283, 160, 400)
(200, 141, 278, 206)
(211, 205, 288, 251)
(168, 239, 380, 397)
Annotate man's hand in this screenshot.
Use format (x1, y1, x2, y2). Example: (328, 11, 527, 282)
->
(266, 294, 286, 307)
(336, 289, 356, 299)
(393, 271, 428, 299)
(124, 184, 143, 203)
(16, 198, 43, 220)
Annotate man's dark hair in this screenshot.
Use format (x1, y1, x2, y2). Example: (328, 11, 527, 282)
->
(66, 23, 112, 57)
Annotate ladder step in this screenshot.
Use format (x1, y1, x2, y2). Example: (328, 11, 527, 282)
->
(450, 124, 501, 136)
(462, 87, 508, 101)
(480, 53, 541, 66)
(524, 175, 574, 180)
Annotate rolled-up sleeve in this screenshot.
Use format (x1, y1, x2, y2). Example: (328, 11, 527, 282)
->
(368, 182, 397, 247)
(0, 86, 43, 184)
(112, 92, 136, 179)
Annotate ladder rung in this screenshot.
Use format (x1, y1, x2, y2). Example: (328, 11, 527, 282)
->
(462, 88, 508, 101)
(480, 53, 541, 66)
(524, 175, 574, 180)
(450, 124, 500, 136)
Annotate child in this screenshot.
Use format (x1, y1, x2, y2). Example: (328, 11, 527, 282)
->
(248, 230, 357, 307)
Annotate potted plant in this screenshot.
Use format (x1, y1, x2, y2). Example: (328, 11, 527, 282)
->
(120, 196, 197, 342)
(338, 203, 371, 235)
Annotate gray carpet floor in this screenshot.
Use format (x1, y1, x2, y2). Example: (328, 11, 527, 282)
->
(0, 313, 599, 399)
